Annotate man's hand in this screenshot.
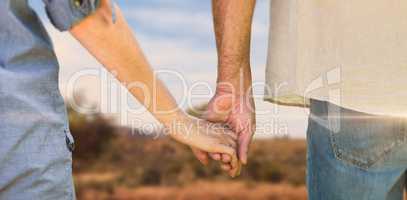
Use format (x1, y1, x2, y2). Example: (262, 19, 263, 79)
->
(204, 88, 256, 165)
(191, 87, 255, 175)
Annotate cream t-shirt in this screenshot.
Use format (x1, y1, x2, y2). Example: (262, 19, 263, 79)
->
(264, 0, 407, 117)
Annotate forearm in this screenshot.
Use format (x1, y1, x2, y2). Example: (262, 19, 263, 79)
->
(69, 2, 185, 129)
(212, 0, 256, 94)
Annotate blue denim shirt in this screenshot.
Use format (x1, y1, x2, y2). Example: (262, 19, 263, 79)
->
(0, 0, 102, 199)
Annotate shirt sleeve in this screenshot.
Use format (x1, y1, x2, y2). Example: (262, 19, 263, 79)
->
(43, 0, 114, 31)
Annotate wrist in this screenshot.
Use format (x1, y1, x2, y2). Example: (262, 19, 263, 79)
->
(162, 109, 187, 127)
(216, 64, 252, 96)
(215, 82, 252, 97)
(162, 111, 193, 141)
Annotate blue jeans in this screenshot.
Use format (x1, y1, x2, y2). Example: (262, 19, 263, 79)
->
(307, 99, 407, 200)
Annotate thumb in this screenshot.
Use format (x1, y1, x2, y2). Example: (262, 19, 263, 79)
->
(202, 96, 232, 122)
(239, 133, 253, 165)
(202, 109, 228, 122)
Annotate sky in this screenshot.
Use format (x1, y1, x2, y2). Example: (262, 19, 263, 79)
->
(29, 0, 309, 138)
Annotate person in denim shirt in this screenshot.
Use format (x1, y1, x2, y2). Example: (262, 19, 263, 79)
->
(0, 0, 241, 199)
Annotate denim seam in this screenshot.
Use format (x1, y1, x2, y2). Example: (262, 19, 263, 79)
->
(328, 120, 407, 170)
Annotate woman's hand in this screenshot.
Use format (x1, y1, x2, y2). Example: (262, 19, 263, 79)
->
(166, 114, 241, 177)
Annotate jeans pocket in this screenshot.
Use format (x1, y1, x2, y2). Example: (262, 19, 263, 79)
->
(328, 113, 406, 170)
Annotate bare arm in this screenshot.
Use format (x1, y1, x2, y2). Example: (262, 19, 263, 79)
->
(68, 0, 239, 172)
(212, 0, 256, 93)
(70, 1, 178, 126)
(203, 0, 256, 166)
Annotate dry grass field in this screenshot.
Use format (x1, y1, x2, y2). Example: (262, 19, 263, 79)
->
(67, 103, 407, 200)
(68, 102, 308, 200)
(71, 133, 308, 200)
(76, 180, 307, 200)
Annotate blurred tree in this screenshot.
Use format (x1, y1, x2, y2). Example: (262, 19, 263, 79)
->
(66, 98, 117, 171)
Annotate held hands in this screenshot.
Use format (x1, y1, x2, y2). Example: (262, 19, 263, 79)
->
(192, 89, 256, 176)
(70, 0, 253, 178)
(167, 85, 255, 177)
(166, 114, 241, 177)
